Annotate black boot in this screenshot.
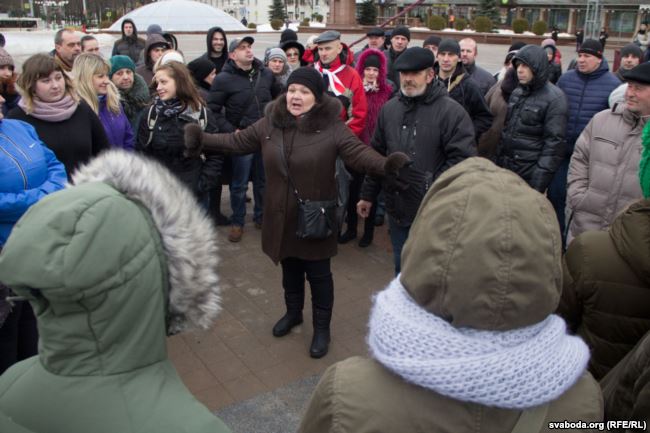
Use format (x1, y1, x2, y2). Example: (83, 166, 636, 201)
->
(338, 229, 357, 244)
(309, 308, 331, 358)
(272, 289, 304, 337)
(358, 218, 374, 247)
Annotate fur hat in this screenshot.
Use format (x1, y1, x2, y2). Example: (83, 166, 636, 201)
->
(0, 47, 14, 69)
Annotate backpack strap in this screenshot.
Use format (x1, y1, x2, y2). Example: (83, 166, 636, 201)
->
(199, 105, 208, 131)
(511, 403, 549, 433)
(145, 104, 158, 147)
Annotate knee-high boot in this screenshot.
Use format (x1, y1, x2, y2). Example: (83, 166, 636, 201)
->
(309, 307, 331, 358)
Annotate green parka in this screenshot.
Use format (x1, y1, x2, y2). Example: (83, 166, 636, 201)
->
(0, 151, 230, 433)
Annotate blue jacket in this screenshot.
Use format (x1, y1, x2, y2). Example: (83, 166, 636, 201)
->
(0, 119, 67, 245)
(557, 59, 621, 156)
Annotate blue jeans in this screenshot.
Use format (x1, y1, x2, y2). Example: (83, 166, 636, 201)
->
(388, 216, 411, 276)
(547, 157, 570, 250)
(229, 152, 264, 227)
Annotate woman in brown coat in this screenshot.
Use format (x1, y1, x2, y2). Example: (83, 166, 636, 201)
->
(185, 67, 394, 359)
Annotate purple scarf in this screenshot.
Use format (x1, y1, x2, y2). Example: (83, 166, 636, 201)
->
(19, 94, 78, 122)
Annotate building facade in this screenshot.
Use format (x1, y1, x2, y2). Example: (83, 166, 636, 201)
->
(197, 0, 329, 24)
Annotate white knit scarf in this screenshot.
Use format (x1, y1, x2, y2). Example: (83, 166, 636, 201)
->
(315, 62, 346, 96)
(368, 278, 590, 409)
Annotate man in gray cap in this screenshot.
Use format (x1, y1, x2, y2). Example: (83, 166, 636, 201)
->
(208, 35, 281, 243)
(354, 27, 386, 62)
(358, 47, 476, 275)
(312, 30, 367, 137)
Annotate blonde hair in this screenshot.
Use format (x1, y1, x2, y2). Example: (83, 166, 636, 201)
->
(16, 53, 79, 114)
(72, 53, 121, 115)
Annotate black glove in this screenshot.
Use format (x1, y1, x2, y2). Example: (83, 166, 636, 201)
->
(184, 123, 204, 158)
(384, 152, 412, 192)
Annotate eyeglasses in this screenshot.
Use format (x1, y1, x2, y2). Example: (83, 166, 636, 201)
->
(286, 52, 299, 58)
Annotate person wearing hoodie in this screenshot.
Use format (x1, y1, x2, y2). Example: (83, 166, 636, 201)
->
(136, 34, 171, 86)
(566, 62, 649, 244)
(110, 55, 150, 132)
(541, 39, 562, 84)
(435, 38, 493, 142)
(299, 158, 602, 433)
(0, 150, 231, 433)
(0, 94, 67, 374)
(496, 45, 567, 193)
(312, 31, 367, 138)
(560, 121, 650, 381)
(199, 27, 228, 74)
(358, 47, 477, 275)
(549, 39, 622, 245)
(111, 19, 145, 63)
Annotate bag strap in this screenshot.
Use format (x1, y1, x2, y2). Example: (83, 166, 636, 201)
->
(145, 104, 158, 147)
(277, 131, 303, 203)
(511, 403, 549, 433)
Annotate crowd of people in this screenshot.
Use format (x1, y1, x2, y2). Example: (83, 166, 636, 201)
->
(0, 21, 649, 432)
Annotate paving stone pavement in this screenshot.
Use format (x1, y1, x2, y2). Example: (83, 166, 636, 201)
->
(167, 193, 395, 431)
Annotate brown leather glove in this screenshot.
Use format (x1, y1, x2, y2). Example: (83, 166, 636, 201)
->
(184, 123, 204, 158)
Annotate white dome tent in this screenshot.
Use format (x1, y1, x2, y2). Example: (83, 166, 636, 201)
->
(108, 0, 247, 32)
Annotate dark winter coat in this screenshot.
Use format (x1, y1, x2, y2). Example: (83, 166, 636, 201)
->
(464, 61, 497, 96)
(118, 72, 150, 132)
(354, 49, 394, 146)
(542, 43, 563, 84)
(7, 100, 110, 179)
(557, 59, 621, 155)
(111, 19, 146, 64)
(497, 45, 568, 192)
(192, 95, 386, 264)
(360, 81, 477, 226)
(435, 62, 493, 141)
(98, 98, 134, 151)
(198, 27, 228, 74)
(383, 47, 407, 89)
(601, 330, 650, 429)
(478, 68, 518, 159)
(207, 59, 280, 133)
(0, 119, 66, 245)
(136, 103, 222, 198)
(558, 199, 650, 380)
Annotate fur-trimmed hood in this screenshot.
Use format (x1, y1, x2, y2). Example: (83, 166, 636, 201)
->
(355, 48, 390, 92)
(265, 93, 343, 133)
(0, 150, 221, 339)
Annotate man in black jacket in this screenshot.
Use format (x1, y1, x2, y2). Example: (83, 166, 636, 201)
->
(358, 47, 476, 275)
(208, 36, 281, 242)
(459, 38, 496, 96)
(435, 39, 493, 142)
(111, 19, 145, 64)
(496, 45, 567, 193)
(198, 27, 228, 74)
(384, 26, 410, 89)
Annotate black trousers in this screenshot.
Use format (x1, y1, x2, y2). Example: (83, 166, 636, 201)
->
(280, 257, 333, 312)
(0, 301, 38, 374)
(344, 168, 376, 233)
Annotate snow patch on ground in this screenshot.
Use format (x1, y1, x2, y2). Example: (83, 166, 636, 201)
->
(255, 22, 300, 32)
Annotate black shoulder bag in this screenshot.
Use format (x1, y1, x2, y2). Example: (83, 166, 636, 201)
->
(278, 133, 337, 240)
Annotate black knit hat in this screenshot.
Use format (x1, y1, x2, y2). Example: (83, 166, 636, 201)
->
(394, 47, 435, 72)
(509, 41, 526, 52)
(579, 39, 603, 58)
(438, 38, 460, 56)
(620, 43, 643, 59)
(423, 35, 441, 47)
(362, 53, 381, 69)
(188, 57, 215, 83)
(367, 27, 384, 37)
(392, 26, 411, 41)
(287, 67, 325, 100)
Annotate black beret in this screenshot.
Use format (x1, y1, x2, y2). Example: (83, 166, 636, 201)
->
(367, 27, 384, 37)
(621, 62, 650, 85)
(579, 39, 603, 58)
(394, 47, 435, 72)
(438, 38, 460, 56)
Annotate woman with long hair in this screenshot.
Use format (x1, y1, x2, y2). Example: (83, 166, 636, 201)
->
(184, 67, 402, 359)
(136, 61, 221, 200)
(73, 53, 134, 151)
(7, 53, 109, 179)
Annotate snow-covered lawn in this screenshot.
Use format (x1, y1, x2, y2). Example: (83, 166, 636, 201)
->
(254, 21, 325, 32)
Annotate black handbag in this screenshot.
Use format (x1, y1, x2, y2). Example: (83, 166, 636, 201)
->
(278, 135, 337, 240)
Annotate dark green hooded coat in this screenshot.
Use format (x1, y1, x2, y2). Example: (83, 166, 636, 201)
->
(0, 150, 230, 433)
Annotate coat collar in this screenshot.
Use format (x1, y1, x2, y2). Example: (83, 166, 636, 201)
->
(266, 94, 342, 133)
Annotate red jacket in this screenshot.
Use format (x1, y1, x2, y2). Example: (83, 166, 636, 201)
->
(313, 44, 367, 137)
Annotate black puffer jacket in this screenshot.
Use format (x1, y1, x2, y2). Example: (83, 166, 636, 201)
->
(435, 63, 493, 141)
(360, 81, 476, 226)
(207, 59, 281, 133)
(497, 45, 567, 192)
(111, 19, 146, 63)
(136, 102, 222, 197)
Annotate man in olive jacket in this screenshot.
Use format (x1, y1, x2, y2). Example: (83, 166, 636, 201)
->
(0, 151, 230, 433)
(300, 158, 602, 433)
(497, 45, 567, 192)
(358, 47, 476, 275)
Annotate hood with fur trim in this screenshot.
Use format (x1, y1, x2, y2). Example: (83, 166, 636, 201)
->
(0, 150, 221, 374)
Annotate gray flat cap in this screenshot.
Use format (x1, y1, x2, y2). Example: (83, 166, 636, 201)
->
(314, 30, 341, 44)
